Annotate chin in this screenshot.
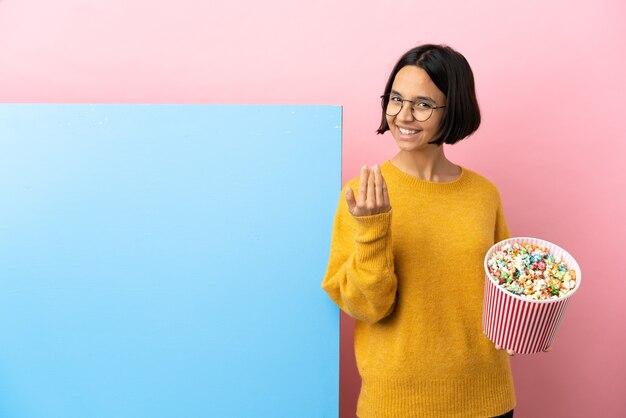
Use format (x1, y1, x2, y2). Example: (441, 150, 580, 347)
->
(394, 138, 427, 151)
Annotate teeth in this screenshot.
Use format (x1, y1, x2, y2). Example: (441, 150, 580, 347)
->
(399, 127, 419, 135)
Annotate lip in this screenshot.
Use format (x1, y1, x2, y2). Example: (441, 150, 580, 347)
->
(395, 124, 421, 140)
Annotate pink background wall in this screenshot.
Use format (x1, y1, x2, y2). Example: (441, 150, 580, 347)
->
(1, 1, 625, 417)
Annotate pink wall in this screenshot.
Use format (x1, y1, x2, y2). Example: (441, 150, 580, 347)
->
(2, 1, 625, 417)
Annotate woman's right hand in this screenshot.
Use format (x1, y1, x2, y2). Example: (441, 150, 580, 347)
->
(346, 164, 391, 217)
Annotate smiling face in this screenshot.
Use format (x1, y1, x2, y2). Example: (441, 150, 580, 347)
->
(386, 65, 447, 152)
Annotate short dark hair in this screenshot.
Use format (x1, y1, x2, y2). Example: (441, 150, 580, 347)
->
(376, 44, 481, 146)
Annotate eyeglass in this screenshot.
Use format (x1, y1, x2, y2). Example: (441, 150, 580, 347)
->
(380, 94, 446, 122)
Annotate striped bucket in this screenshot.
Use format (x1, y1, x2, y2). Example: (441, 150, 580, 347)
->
(482, 237, 582, 354)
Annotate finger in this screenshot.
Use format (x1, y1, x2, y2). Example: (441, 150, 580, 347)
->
(366, 166, 376, 210)
(357, 166, 368, 208)
(374, 165, 384, 208)
(507, 350, 515, 356)
(495, 344, 501, 350)
(345, 187, 356, 213)
(543, 346, 553, 352)
(382, 173, 390, 209)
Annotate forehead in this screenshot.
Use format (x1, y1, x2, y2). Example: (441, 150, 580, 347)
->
(391, 66, 445, 101)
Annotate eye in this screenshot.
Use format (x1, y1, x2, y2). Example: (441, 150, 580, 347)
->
(390, 95, 402, 103)
(416, 102, 434, 109)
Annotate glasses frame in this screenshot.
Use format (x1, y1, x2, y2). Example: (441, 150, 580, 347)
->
(380, 94, 447, 122)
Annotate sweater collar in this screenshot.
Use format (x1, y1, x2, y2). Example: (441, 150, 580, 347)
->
(382, 160, 470, 192)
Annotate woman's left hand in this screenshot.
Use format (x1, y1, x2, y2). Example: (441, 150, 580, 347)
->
(494, 344, 553, 356)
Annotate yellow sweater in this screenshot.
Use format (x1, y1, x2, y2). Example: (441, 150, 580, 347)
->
(321, 160, 515, 418)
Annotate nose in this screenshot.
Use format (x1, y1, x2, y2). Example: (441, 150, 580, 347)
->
(396, 101, 414, 122)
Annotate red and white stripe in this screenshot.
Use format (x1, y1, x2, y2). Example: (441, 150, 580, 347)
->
(483, 276, 572, 353)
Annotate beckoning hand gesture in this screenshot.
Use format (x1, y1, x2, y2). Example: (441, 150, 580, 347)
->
(346, 165, 392, 217)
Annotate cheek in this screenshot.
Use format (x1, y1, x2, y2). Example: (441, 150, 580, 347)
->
(426, 115, 444, 134)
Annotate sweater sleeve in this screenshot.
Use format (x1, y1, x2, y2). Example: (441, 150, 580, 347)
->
(494, 190, 512, 243)
(320, 184, 398, 324)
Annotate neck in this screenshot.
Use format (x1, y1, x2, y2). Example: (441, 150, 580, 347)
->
(391, 147, 459, 182)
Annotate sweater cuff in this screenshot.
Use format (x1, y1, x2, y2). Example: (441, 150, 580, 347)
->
(352, 209, 393, 270)
(352, 209, 392, 242)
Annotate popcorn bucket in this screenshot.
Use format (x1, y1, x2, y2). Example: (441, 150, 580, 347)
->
(482, 237, 582, 354)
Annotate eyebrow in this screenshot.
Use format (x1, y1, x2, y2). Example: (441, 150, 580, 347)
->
(390, 90, 435, 103)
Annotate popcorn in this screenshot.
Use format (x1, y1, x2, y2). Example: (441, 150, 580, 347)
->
(487, 242, 577, 300)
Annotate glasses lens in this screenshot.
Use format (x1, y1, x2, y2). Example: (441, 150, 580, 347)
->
(385, 97, 402, 117)
(412, 106, 433, 122)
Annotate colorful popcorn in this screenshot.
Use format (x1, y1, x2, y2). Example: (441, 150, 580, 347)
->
(486, 242, 577, 300)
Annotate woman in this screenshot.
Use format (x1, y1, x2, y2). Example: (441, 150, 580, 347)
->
(321, 44, 517, 417)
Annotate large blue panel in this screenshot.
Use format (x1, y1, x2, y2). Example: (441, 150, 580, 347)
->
(0, 105, 341, 418)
